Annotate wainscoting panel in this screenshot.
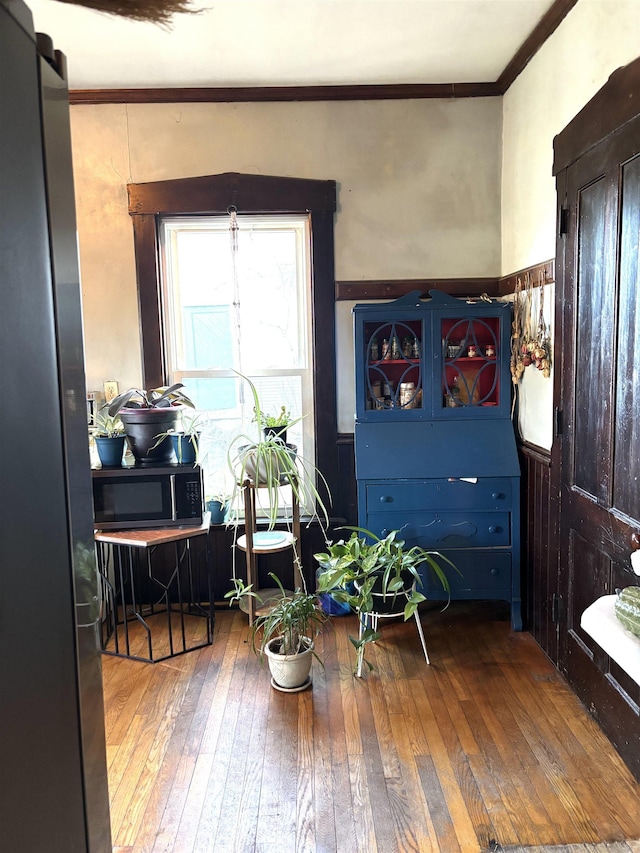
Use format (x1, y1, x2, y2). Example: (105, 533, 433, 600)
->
(519, 441, 558, 663)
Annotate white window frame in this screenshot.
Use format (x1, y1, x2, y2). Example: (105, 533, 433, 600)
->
(158, 213, 316, 510)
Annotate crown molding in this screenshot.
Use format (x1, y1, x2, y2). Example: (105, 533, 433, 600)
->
(68, 0, 575, 105)
(69, 82, 499, 105)
(496, 0, 578, 93)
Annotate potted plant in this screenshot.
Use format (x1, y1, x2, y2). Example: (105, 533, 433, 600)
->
(90, 405, 126, 467)
(314, 527, 458, 676)
(227, 373, 330, 531)
(206, 490, 231, 524)
(226, 573, 328, 692)
(254, 404, 292, 445)
(151, 410, 205, 465)
(107, 383, 194, 465)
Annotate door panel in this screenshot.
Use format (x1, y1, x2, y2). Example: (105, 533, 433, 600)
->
(566, 529, 611, 662)
(574, 175, 615, 502)
(613, 154, 640, 521)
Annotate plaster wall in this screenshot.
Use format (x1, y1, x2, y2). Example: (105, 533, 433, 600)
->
(501, 0, 640, 450)
(70, 97, 502, 431)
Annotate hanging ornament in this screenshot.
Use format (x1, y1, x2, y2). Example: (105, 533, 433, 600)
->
(511, 270, 552, 383)
(531, 271, 552, 377)
(510, 276, 526, 387)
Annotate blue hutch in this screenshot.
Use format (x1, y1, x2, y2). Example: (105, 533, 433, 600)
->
(354, 290, 522, 630)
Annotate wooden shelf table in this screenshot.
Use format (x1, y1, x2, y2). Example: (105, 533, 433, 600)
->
(95, 514, 213, 663)
(236, 479, 302, 625)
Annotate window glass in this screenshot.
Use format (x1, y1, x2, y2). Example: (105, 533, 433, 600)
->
(160, 214, 314, 507)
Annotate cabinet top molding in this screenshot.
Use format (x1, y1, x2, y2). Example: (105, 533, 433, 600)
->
(353, 288, 506, 311)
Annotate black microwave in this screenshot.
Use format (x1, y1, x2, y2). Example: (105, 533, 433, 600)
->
(92, 465, 204, 530)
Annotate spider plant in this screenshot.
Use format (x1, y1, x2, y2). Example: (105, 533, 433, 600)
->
(243, 572, 327, 659)
(226, 372, 330, 531)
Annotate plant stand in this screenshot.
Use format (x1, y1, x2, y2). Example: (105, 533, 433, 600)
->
(357, 589, 430, 677)
(236, 478, 302, 625)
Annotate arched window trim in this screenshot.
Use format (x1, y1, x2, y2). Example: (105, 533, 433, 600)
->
(127, 171, 338, 506)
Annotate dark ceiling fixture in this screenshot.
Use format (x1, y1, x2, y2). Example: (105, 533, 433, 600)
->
(53, 0, 200, 25)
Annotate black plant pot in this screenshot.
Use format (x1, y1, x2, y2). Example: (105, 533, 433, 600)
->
(263, 426, 287, 445)
(94, 435, 126, 468)
(120, 407, 181, 465)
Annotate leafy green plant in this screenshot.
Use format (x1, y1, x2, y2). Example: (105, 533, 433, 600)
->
(177, 410, 205, 434)
(90, 405, 124, 437)
(314, 527, 458, 675)
(227, 372, 330, 531)
(254, 404, 292, 430)
(149, 410, 207, 463)
(107, 382, 194, 415)
(205, 468, 234, 506)
(229, 573, 327, 660)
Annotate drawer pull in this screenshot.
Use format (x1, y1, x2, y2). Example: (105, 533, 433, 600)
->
(379, 495, 392, 503)
(490, 568, 499, 576)
(492, 492, 503, 500)
(381, 529, 389, 537)
(488, 525, 498, 534)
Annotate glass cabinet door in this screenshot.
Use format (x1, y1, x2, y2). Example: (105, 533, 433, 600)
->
(439, 315, 502, 415)
(360, 318, 424, 417)
(354, 296, 511, 421)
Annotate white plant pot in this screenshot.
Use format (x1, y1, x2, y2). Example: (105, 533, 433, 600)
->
(238, 443, 298, 485)
(263, 636, 313, 691)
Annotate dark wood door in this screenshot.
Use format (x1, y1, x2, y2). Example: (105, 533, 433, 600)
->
(555, 109, 640, 777)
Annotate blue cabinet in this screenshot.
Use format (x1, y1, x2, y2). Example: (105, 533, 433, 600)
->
(354, 290, 522, 630)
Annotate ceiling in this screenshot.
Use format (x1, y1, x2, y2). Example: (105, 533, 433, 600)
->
(26, 0, 561, 92)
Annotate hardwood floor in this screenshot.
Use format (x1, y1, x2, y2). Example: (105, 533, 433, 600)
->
(103, 601, 640, 853)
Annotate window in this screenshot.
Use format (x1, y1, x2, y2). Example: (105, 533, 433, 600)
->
(159, 214, 315, 500)
(127, 172, 338, 516)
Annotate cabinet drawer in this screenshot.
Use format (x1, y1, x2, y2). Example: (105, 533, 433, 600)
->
(422, 550, 512, 596)
(366, 478, 512, 512)
(368, 511, 511, 548)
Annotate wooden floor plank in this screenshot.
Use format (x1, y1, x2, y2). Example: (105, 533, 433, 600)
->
(201, 626, 258, 853)
(304, 639, 338, 853)
(133, 650, 211, 849)
(100, 601, 640, 853)
(117, 658, 197, 847)
(323, 624, 359, 853)
(387, 710, 441, 852)
(347, 752, 379, 853)
(410, 667, 483, 852)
